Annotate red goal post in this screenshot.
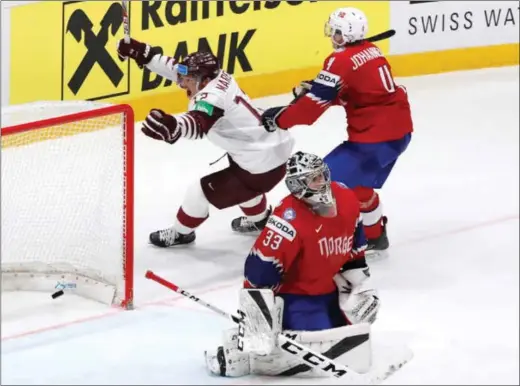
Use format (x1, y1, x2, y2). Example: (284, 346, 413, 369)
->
(1, 101, 134, 309)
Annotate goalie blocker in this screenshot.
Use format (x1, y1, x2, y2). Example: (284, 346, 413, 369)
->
(204, 289, 372, 378)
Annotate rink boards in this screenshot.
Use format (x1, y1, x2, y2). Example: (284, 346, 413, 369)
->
(1, 1, 518, 120)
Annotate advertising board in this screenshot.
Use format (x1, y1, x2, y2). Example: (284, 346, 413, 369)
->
(390, 1, 519, 54)
(9, 1, 390, 118)
(6, 1, 517, 116)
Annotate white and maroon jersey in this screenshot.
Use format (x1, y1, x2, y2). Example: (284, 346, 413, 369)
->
(146, 55, 294, 174)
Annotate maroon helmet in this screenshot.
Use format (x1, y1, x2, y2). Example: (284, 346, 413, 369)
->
(178, 51, 220, 81)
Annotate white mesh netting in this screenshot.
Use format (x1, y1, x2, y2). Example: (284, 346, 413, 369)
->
(1, 101, 132, 307)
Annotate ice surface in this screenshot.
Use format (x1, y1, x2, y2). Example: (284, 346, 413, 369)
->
(2, 66, 519, 385)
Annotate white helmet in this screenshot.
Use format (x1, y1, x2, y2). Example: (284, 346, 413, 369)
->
(325, 7, 368, 46)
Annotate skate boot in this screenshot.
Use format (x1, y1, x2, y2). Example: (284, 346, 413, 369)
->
(231, 207, 272, 234)
(149, 227, 196, 247)
(366, 216, 389, 259)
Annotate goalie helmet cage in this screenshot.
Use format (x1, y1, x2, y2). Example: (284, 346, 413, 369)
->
(1, 101, 134, 309)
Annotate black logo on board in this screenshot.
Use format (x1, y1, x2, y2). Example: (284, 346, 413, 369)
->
(61, 1, 130, 101)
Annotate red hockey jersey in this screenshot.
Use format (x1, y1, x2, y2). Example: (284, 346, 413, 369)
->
(244, 182, 367, 296)
(277, 40, 413, 143)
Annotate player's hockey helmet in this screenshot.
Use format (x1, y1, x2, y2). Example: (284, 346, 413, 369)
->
(177, 51, 221, 81)
(285, 151, 335, 212)
(325, 7, 368, 45)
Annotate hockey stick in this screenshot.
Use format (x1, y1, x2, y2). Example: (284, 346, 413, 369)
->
(366, 29, 396, 43)
(121, 0, 130, 43)
(145, 270, 238, 323)
(145, 270, 371, 382)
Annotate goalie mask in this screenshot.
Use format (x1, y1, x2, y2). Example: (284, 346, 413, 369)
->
(285, 151, 336, 216)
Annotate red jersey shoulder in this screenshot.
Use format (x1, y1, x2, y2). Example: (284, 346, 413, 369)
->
(321, 51, 349, 77)
(266, 196, 303, 242)
(314, 53, 344, 90)
(322, 52, 337, 71)
(272, 195, 305, 225)
(271, 195, 318, 234)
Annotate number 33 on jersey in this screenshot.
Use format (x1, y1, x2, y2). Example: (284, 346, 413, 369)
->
(244, 182, 368, 296)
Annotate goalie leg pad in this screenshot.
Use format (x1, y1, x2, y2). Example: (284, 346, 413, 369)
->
(238, 289, 284, 356)
(204, 328, 251, 377)
(250, 323, 372, 377)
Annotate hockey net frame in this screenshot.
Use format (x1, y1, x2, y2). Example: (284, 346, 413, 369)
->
(1, 102, 134, 309)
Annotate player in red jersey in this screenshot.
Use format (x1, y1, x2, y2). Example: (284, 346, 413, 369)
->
(261, 7, 414, 257)
(244, 151, 379, 330)
(204, 151, 380, 377)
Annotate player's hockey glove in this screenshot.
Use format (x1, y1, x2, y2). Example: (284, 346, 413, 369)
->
(116, 38, 159, 68)
(260, 106, 287, 133)
(292, 80, 313, 99)
(334, 263, 380, 325)
(142, 109, 182, 144)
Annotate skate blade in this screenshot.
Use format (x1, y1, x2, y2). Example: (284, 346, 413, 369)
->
(148, 240, 195, 248)
(365, 249, 389, 262)
(231, 229, 263, 236)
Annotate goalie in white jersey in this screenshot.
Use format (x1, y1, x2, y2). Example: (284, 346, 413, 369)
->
(117, 39, 294, 247)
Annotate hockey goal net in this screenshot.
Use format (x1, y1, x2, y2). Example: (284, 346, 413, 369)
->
(1, 101, 134, 309)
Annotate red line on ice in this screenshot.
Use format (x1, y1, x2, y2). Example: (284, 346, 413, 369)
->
(2, 214, 518, 341)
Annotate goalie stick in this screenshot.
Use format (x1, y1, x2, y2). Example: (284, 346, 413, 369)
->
(145, 270, 411, 384)
(144, 270, 368, 381)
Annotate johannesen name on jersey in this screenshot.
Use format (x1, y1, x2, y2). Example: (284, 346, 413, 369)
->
(351, 47, 383, 70)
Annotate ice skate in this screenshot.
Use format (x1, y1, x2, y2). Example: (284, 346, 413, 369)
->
(366, 216, 389, 260)
(231, 207, 272, 234)
(149, 227, 196, 247)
